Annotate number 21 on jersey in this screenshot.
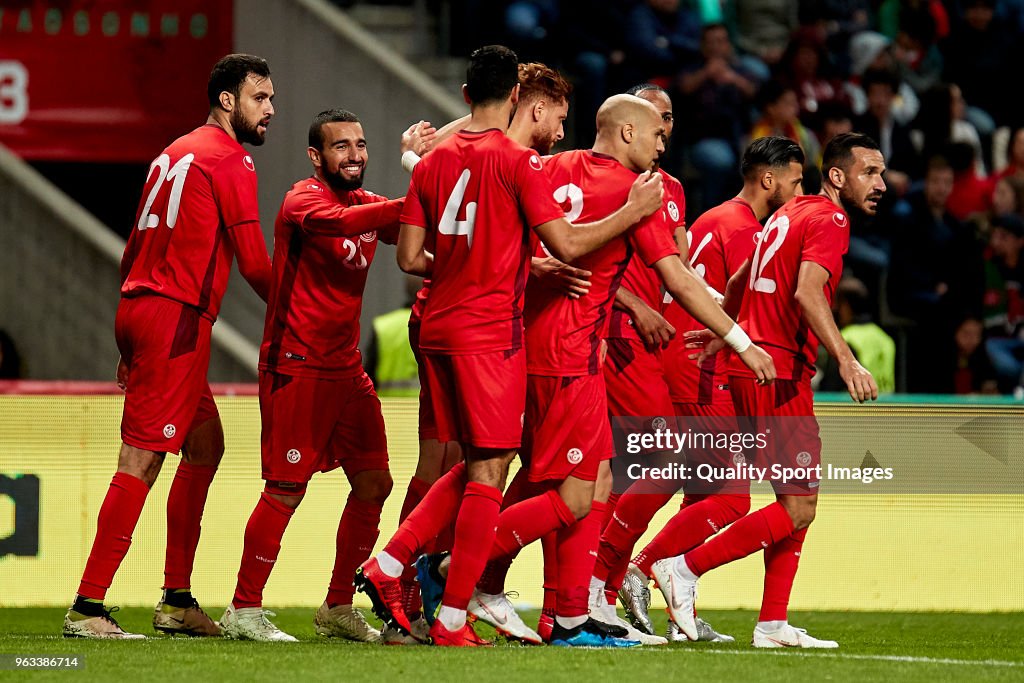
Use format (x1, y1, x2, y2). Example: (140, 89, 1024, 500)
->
(748, 214, 789, 294)
(137, 153, 195, 231)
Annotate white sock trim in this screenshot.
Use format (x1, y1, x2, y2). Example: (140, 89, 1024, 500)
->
(377, 551, 404, 578)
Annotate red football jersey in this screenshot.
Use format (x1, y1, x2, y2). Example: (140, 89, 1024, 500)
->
(607, 168, 686, 339)
(729, 195, 849, 381)
(526, 151, 678, 376)
(662, 198, 761, 403)
(401, 129, 565, 354)
(120, 124, 261, 321)
(260, 178, 402, 379)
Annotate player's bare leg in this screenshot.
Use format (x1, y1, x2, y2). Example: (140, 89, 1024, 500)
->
(154, 417, 224, 637)
(316, 468, 392, 643)
(65, 444, 164, 639)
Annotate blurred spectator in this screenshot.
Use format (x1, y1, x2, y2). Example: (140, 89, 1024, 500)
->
(991, 176, 1024, 220)
(678, 23, 760, 213)
(892, 4, 945, 96)
(876, 0, 949, 42)
(777, 25, 851, 120)
(750, 80, 820, 171)
(836, 277, 896, 394)
(941, 0, 1009, 130)
(845, 31, 919, 125)
(623, 0, 702, 85)
(853, 67, 917, 195)
(982, 214, 1024, 391)
(727, 0, 798, 78)
(952, 316, 999, 394)
(889, 155, 984, 392)
(911, 84, 986, 175)
(365, 275, 422, 397)
(503, 0, 561, 62)
(561, 0, 633, 144)
(945, 142, 994, 221)
(995, 126, 1024, 182)
(0, 329, 22, 379)
(816, 99, 853, 147)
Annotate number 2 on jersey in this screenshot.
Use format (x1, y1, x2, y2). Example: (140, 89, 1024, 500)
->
(748, 214, 789, 293)
(137, 153, 195, 231)
(439, 169, 477, 247)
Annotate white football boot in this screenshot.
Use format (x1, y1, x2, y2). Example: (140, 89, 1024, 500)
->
(752, 623, 838, 649)
(220, 605, 297, 642)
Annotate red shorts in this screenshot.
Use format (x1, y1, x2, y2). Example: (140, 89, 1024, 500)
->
(408, 321, 438, 441)
(116, 296, 219, 454)
(604, 336, 675, 425)
(522, 374, 613, 483)
(420, 348, 526, 449)
(259, 371, 389, 486)
(729, 376, 820, 493)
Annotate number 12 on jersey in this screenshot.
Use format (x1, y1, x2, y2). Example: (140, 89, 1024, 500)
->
(749, 214, 789, 294)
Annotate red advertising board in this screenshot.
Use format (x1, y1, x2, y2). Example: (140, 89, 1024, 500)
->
(0, 1, 232, 162)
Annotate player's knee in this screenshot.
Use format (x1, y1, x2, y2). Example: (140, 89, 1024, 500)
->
(782, 495, 817, 530)
(352, 470, 393, 505)
(117, 445, 165, 487)
(565, 495, 592, 521)
(264, 484, 305, 509)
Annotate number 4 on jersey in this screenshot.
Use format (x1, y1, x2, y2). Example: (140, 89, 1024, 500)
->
(439, 169, 477, 247)
(137, 153, 195, 231)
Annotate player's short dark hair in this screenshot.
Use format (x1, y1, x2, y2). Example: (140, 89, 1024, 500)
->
(308, 109, 360, 150)
(741, 136, 805, 180)
(518, 62, 572, 104)
(207, 54, 271, 108)
(466, 45, 519, 106)
(626, 83, 667, 98)
(821, 132, 880, 175)
(861, 67, 900, 94)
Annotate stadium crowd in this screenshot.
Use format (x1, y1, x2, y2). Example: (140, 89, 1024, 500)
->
(403, 0, 1024, 395)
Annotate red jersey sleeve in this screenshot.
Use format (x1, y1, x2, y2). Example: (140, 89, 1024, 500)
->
(724, 225, 760, 275)
(513, 150, 564, 230)
(800, 209, 848, 277)
(400, 166, 428, 229)
(629, 209, 679, 267)
(212, 152, 260, 230)
(282, 184, 404, 238)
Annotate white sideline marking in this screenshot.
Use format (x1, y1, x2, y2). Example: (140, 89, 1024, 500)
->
(641, 648, 1023, 668)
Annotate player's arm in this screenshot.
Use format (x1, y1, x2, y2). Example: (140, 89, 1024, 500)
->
(794, 261, 878, 402)
(655, 256, 775, 383)
(397, 224, 432, 276)
(534, 171, 664, 263)
(293, 191, 405, 238)
(227, 223, 272, 302)
(721, 257, 751, 318)
(400, 120, 438, 172)
(530, 256, 591, 299)
(614, 287, 675, 350)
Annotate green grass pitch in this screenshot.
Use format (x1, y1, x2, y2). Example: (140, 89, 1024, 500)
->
(3, 608, 1023, 682)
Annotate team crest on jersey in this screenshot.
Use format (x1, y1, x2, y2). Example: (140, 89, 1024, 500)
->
(667, 201, 680, 222)
(832, 212, 847, 227)
(286, 449, 302, 464)
(567, 448, 583, 464)
(359, 231, 377, 243)
(651, 416, 667, 430)
(163, 424, 176, 439)
(307, 183, 323, 192)
(529, 155, 543, 171)
(795, 451, 812, 467)
(242, 155, 255, 172)
(733, 452, 746, 466)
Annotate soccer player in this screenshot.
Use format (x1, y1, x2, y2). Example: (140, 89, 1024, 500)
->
(64, 54, 275, 639)
(219, 109, 431, 642)
(652, 132, 882, 648)
(391, 62, 575, 644)
(608, 137, 807, 641)
(356, 45, 665, 647)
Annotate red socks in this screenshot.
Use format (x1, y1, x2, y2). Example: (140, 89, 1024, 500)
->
(594, 490, 674, 583)
(327, 494, 383, 606)
(759, 527, 808, 622)
(384, 462, 467, 564)
(398, 476, 432, 523)
(684, 501, 794, 577)
(440, 482, 503, 610)
(555, 500, 607, 619)
(633, 493, 750, 576)
(163, 462, 217, 590)
(232, 492, 295, 608)
(77, 472, 150, 600)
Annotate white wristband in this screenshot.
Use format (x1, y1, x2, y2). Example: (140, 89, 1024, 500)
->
(723, 323, 751, 353)
(401, 150, 421, 174)
(706, 285, 724, 305)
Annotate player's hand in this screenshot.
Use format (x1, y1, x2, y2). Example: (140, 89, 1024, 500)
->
(401, 120, 438, 156)
(531, 256, 592, 299)
(115, 356, 129, 392)
(684, 328, 726, 363)
(631, 303, 675, 350)
(738, 343, 775, 385)
(839, 358, 878, 403)
(628, 170, 664, 218)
